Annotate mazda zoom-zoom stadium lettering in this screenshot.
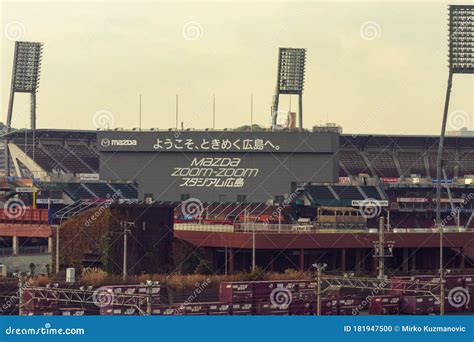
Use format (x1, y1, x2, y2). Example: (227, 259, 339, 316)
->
(171, 158, 259, 187)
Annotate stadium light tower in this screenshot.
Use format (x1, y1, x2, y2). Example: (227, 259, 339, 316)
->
(436, 5, 474, 225)
(5, 41, 43, 175)
(436, 4, 474, 316)
(272, 48, 306, 131)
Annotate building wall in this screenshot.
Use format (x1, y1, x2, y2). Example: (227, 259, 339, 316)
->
(98, 131, 339, 202)
(0, 254, 52, 274)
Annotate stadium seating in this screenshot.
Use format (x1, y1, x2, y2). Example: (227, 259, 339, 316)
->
(365, 151, 399, 177)
(14, 142, 98, 174)
(17, 143, 65, 173)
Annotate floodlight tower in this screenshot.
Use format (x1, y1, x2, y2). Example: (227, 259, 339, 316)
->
(4, 41, 43, 175)
(436, 5, 474, 316)
(272, 48, 306, 131)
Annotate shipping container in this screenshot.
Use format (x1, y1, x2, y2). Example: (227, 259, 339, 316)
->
(219, 282, 253, 303)
(208, 302, 231, 315)
(368, 295, 400, 315)
(289, 300, 313, 315)
(22, 289, 58, 311)
(230, 303, 253, 315)
(401, 295, 434, 315)
(255, 302, 289, 315)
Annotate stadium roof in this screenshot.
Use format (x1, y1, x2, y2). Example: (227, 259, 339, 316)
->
(2, 128, 97, 140)
(2, 128, 474, 147)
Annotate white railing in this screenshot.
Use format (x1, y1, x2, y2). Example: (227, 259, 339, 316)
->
(175, 222, 474, 234)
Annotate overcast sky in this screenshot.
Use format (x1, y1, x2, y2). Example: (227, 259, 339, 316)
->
(1, 0, 473, 135)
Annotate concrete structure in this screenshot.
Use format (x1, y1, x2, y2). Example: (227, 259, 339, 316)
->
(0, 222, 52, 274)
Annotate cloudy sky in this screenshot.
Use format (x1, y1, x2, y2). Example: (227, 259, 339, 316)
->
(1, 0, 472, 135)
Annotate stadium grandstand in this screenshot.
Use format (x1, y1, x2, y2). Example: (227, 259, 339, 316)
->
(1, 129, 138, 206)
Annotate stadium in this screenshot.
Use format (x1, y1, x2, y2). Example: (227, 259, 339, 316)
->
(0, 4, 473, 317)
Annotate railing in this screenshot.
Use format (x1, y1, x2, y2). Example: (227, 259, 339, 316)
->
(19, 245, 49, 255)
(0, 247, 13, 256)
(0, 245, 49, 256)
(0, 208, 49, 224)
(175, 222, 474, 234)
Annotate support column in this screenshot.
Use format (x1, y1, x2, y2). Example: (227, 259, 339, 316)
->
(12, 236, 18, 255)
(340, 248, 346, 272)
(402, 248, 409, 273)
(228, 248, 235, 274)
(48, 237, 53, 254)
(299, 249, 305, 272)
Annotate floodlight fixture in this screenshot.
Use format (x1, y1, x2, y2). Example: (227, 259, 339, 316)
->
(272, 48, 307, 131)
(12, 41, 43, 93)
(448, 5, 474, 74)
(277, 48, 306, 94)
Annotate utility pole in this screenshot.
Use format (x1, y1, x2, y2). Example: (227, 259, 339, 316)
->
(250, 210, 256, 272)
(17, 273, 24, 316)
(213, 94, 216, 130)
(439, 223, 446, 316)
(313, 263, 327, 316)
(225, 242, 228, 275)
(175, 94, 179, 130)
(145, 280, 159, 315)
(378, 217, 385, 279)
(55, 225, 60, 274)
(120, 221, 135, 282)
(139, 94, 142, 131)
(373, 216, 394, 280)
(250, 93, 253, 131)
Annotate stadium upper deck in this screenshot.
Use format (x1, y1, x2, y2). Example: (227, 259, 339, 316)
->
(2, 129, 474, 181)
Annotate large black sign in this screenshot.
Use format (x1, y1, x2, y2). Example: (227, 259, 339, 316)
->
(97, 131, 338, 153)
